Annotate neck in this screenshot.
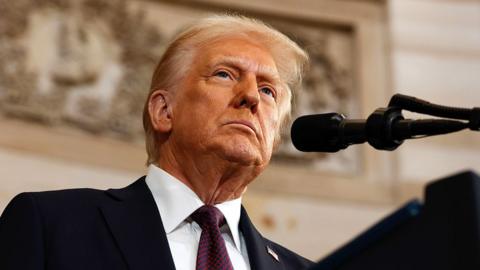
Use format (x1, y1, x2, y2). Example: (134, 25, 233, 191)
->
(157, 144, 263, 205)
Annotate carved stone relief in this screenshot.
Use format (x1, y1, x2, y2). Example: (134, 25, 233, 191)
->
(0, 0, 163, 142)
(269, 22, 358, 173)
(0, 0, 358, 174)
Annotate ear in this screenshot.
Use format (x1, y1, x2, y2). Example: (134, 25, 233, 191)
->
(148, 89, 173, 133)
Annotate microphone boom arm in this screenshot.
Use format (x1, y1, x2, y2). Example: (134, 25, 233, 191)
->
(389, 94, 480, 131)
(291, 94, 479, 152)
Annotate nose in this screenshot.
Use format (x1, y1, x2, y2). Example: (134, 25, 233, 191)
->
(232, 73, 259, 113)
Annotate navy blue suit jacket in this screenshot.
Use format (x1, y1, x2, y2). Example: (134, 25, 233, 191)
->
(0, 177, 313, 269)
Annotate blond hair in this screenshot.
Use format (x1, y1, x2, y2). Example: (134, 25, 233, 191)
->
(143, 15, 309, 165)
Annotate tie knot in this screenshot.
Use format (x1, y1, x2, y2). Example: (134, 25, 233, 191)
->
(191, 205, 225, 229)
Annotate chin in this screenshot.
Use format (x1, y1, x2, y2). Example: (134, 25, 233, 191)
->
(207, 134, 268, 165)
(225, 150, 260, 166)
(219, 143, 262, 166)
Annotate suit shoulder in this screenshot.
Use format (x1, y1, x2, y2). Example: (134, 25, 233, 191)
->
(1, 188, 107, 235)
(30, 187, 106, 205)
(264, 238, 314, 269)
(7, 188, 108, 219)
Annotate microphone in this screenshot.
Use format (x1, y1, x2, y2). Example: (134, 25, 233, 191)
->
(291, 113, 366, 152)
(291, 111, 468, 152)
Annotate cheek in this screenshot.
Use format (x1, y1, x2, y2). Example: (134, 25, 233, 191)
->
(180, 89, 228, 133)
(192, 81, 230, 109)
(263, 110, 280, 146)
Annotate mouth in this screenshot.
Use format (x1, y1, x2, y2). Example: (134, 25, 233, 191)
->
(224, 120, 258, 135)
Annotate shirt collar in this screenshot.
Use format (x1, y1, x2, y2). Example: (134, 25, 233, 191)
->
(145, 164, 243, 250)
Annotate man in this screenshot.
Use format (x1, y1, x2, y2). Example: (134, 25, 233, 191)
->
(0, 15, 312, 270)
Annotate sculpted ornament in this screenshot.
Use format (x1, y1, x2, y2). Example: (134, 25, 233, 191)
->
(0, 0, 357, 172)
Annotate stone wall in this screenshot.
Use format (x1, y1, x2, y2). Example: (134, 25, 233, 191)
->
(390, 0, 480, 187)
(0, 0, 478, 261)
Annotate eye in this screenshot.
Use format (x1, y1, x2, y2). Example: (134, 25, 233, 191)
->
(259, 86, 275, 99)
(214, 70, 232, 79)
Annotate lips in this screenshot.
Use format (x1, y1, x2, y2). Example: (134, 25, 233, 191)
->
(225, 120, 258, 135)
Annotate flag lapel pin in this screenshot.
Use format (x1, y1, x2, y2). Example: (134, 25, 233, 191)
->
(267, 246, 279, 262)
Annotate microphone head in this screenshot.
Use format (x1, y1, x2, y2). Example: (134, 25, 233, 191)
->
(290, 113, 345, 152)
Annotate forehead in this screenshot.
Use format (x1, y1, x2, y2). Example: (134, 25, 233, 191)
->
(194, 36, 280, 80)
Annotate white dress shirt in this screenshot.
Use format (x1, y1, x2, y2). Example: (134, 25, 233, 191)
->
(145, 164, 251, 270)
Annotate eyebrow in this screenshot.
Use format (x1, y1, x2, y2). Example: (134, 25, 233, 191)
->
(208, 56, 282, 85)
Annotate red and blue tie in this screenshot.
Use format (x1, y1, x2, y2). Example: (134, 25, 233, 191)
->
(191, 205, 234, 270)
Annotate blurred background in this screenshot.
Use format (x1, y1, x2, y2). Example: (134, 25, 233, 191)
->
(0, 0, 479, 261)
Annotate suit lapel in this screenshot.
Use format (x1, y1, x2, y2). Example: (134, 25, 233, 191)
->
(100, 177, 176, 270)
(239, 206, 283, 270)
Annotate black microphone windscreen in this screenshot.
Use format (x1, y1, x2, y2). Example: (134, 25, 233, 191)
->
(291, 113, 345, 152)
